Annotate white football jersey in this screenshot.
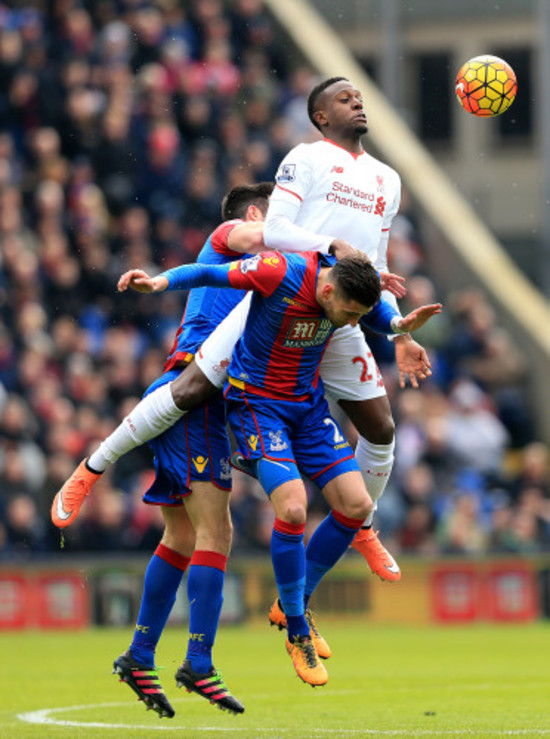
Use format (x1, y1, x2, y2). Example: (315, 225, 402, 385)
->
(269, 138, 401, 271)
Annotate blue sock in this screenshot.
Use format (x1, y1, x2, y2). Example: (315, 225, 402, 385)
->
(185, 551, 227, 674)
(271, 519, 308, 641)
(304, 511, 362, 609)
(130, 543, 189, 667)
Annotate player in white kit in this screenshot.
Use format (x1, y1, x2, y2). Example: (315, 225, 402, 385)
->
(196, 77, 432, 583)
(53, 78, 432, 584)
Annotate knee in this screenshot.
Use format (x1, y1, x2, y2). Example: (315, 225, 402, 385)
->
(171, 366, 216, 410)
(364, 415, 395, 446)
(196, 515, 233, 556)
(161, 529, 195, 557)
(280, 502, 307, 526)
(339, 493, 372, 522)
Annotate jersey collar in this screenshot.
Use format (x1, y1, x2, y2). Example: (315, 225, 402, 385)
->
(322, 137, 364, 160)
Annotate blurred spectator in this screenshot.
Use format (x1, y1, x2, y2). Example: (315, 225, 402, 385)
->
(5, 493, 53, 556)
(437, 492, 488, 555)
(445, 379, 509, 477)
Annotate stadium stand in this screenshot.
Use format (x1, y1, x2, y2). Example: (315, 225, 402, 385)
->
(0, 0, 548, 560)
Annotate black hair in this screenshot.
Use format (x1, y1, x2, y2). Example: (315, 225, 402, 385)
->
(221, 182, 274, 221)
(331, 252, 381, 309)
(307, 76, 349, 131)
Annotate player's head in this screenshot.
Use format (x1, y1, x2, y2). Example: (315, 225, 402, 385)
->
(320, 252, 380, 328)
(308, 77, 368, 136)
(221, 182, 274, 221)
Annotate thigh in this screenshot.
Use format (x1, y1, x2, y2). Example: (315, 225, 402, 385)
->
(183, 480, 232, 554)
(195, 293, 252, 388)
(320, 325, 386, 402)
(292, 394, 360, 488)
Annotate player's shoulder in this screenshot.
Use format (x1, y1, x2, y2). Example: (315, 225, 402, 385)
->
(283, 140, 325, 161)
(237, 251, 289, 272)
(212, 218, 243, 237)
(210, 218, 245, 254)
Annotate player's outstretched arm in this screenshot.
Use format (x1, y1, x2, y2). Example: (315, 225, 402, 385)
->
(118, 262, 235, 295)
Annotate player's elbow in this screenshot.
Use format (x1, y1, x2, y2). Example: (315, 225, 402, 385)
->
(263, 214, 286, 250)
(248, 229, 266, 253)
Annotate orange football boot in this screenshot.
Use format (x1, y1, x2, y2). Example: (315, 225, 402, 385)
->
(51, 458, 101, 528)
(269, 599, 331, 659)
(351, 528, 401, 581)
(285, 636, 328, 687)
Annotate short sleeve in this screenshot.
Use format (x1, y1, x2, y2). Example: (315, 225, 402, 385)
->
(273, 144, 313, 204)
(210, 220, 242, 256)
(227, 252, 287, 296)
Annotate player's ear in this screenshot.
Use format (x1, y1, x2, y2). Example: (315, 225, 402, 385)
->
(313, 109, 327, 128)
(246, 204, 261, 221)
(321, 282, 335, 300)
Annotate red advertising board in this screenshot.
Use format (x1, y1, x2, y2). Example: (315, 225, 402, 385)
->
(431, 562, 538, 623)
(0, 572, 89, 629)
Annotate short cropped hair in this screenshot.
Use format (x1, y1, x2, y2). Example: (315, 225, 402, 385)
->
(221, 182, 274, 221)
(307, 76, 349, 131)
(331, 252, 381, 309)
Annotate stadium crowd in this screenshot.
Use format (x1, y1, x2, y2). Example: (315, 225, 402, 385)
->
(0, 0, 548, 560)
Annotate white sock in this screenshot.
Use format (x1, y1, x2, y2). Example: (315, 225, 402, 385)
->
(88, 382, 186, 472)
(354, 437, 395, 527)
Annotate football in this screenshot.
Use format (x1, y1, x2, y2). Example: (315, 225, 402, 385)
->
(455, 55, 517, 117)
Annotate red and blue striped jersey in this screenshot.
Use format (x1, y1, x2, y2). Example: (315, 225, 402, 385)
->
(162, 250, 335, 401)
(226, 251, 334, 401)
(163, 219, 248, 372)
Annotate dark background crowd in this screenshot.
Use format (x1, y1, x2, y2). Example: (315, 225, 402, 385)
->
(0, 0, 548, 561)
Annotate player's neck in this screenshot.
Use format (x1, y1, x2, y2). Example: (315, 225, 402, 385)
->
(325, 133, 363, 155)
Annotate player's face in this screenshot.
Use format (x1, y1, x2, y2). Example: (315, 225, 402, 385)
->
(324, 293, 372, 329)
(320, 81, 368, 136)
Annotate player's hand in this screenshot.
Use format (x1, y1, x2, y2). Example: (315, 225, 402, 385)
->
(395, 303, 442, 333)
(117, 269, 169, 293)
(379, 271, 407, 298)
(329, 239, 357, 260)
(393, 335, 433, 389)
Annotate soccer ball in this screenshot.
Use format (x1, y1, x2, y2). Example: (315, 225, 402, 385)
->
(455, 55, 517, 117)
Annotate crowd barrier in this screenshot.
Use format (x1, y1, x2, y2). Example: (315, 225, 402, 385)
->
(1, 555, 549, 630)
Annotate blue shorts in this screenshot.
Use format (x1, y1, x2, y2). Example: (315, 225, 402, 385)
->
(224, 384, 359, 491)
(143, 369, 232, 506)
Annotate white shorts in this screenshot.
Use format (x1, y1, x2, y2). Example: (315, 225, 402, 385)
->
(319, 324, 386, 402)
(195, 294, 387, 402)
